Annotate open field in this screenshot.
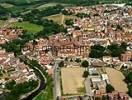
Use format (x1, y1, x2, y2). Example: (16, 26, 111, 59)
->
(37, 3, 71, 10)
(11, 21, 43, 33)
(61, 67, 85, 95)
(0, 0, 41, 5)
(106, 68, 128, 93)
(44, 14, 77, 25)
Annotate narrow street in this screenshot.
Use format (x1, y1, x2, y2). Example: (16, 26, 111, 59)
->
(53, 59, 62, 100)
(85, 77, 93, 97)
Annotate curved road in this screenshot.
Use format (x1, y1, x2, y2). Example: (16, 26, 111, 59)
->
(22, 67, 47, 100)
(18, 55, 47, 100)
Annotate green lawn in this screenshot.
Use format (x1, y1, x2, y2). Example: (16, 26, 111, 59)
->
(11, 21, 43, 33)
(44, 14, 77, 25)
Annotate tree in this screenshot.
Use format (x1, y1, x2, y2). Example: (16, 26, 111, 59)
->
(76, 13, 90, 18)
(120, 42, 127, 51)
(89, 44, 105, 58)
(107, 43, 124, 57)
(75, 58, 81, 63)
(5, 80, 16, 90)
(125, 72, 132, 83)
(65, 19, 74, 26)
(106, 84, 115, 93)
(32, 40, 37, 50)
(81, 60, 89, 70)
(83, 71, 89, 78)
(128, 85, 132, 97)
(58, 61, 64, 67)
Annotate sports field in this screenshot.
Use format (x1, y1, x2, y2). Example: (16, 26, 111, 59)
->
(61, 67, 85, 95)
(106, 68, 128, 93)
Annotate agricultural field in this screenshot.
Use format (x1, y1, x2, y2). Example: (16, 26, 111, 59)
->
(61, 67, 85, 95)
(37, 3, 72, 10)
(106, 68, 128, 93)
(44, 14, 77, 25)
(11, 21, 43, 33)
(0, 0, 41, 5)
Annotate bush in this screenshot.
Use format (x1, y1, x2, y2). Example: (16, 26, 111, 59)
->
(106, 84, 115, 93)
(83, 71, 89, 78)
(58, 61, 64, 67)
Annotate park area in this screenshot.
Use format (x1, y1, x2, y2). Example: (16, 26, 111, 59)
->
(61, 67, 85, 95)
(106, 68, 128, 93)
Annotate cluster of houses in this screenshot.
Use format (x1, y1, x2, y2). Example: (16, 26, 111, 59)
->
(88, 66, 129, 100)
(0, 27, 23, 45)
(0, 34, 37, 95)
(22, 5, 132, 75)
(0, 48, 37, 94)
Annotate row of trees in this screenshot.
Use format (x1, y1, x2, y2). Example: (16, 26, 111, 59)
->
(5, 80, 38, 100)
(89, 42, 127, 58)
(125, 72, 132, 97)
(22, 5, 64, 23)
(0, 5, 10, 20)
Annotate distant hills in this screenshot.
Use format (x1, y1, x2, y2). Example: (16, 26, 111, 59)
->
(0, 0, 42, 5)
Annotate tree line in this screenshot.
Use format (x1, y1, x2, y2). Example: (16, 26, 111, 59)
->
(89, 42, 128, 58)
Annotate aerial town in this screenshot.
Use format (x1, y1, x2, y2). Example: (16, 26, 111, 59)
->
(0, 1, 132, 100)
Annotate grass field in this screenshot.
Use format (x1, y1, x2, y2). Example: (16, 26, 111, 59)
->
(61, 67, 85, 95)
(44, 14, 77, 25)
(11, 21, 43, 33)
(106, 68, 128, 93)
